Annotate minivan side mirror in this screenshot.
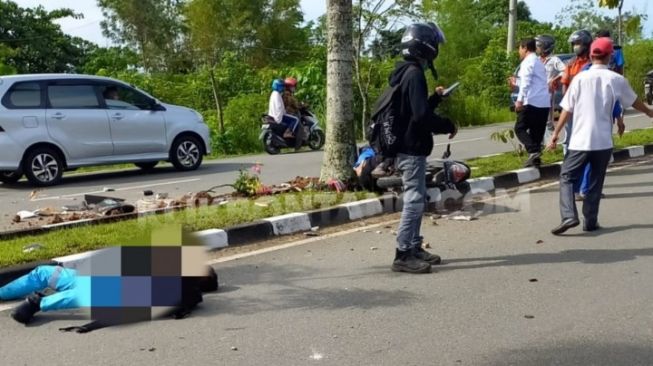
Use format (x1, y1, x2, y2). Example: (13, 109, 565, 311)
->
(149, 99, 166, 111)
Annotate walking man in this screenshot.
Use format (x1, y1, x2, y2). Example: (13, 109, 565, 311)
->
(547, 37, 653, 235)
(514, 38, 551, 167)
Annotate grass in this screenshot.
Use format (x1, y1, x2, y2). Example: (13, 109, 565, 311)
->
(467, 128, 653, 178)
(0, 190, 373, 267)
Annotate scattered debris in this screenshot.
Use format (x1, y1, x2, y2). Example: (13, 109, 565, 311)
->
(23, 243, 43, 253)
(422, 242, 432, 249)
(230, 346, 238, 351)
(85, 194, 125, 205)
(28, 190, 41, 201)
(35, 207, 57, 216)
(50, 214, 64, 225)
(390, 230, 397, 236)
(103, 187, 115, 192)
(384, 225, 392, 229)
(143, 190, 154, 196)
(305, 232, 319, 237)
(529, 279, 538, 282)
(524, 315, 535, 319)
(311, 226, 320, 232)
(148, 348, 156, 352)
(375, 231, 382, 234)
(362, 230, 370, 233)
(155, 193, 168, 200)
(370, 246, 378, 251)
(15, 210, 38, 221)
(536, 240, 544, 244)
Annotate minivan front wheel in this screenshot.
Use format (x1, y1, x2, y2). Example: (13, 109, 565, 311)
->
(170, 135, 203, 171)
(24, 147, 64, 187)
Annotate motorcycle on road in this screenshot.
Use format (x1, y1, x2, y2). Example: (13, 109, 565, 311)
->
(260, 107, 325, 155)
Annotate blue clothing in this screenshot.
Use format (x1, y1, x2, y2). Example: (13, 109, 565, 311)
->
(354, 146, 376, 168)
(281, 114, 299, 133)
(612, 48, 625, 70)
(0, 265, 79, 312)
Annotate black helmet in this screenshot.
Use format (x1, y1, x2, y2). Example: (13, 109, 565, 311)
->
(400, 22, 446, 62)
(568, 29, 592, 55)
(535, 34, 555, 56)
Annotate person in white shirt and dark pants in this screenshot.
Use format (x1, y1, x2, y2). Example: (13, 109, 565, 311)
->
(515, 38, 551, 167)
(547, 37, 653, 235)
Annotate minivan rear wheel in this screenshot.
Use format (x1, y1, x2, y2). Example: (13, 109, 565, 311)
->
(0, 170, 23, 184)
(23, 147, 64, 187)
(170, 135, 203, 171)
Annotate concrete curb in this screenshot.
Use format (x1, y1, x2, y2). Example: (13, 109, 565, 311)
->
(2, 144, 652, 283)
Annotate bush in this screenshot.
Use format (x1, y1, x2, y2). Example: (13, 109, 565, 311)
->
(218, 93, 269, 155)
(624, 40, 653, 97)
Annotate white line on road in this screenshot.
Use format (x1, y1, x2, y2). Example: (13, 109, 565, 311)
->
(32, 178, 201, 202)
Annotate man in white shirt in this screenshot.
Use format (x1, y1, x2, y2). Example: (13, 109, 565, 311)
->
(515, 38, 551, 167)
(268, 79, 299, 139)
(547, 37, 653, 235)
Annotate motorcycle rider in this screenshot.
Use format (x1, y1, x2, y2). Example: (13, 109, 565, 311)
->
(283, 77, 304, 150)
(268, 79, 298, 139)
(534, 34, 567, 136)
(387, 22, 450, 274)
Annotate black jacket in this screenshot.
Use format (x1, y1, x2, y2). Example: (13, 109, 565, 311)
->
(389, 60, 453, 156)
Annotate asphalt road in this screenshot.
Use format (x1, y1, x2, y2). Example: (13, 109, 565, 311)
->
(1, 158, 652, 365)
(0, 111, 650, 232)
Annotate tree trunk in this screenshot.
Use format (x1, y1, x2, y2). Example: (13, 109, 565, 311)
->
(208, 66, 224, 135)
(617, 0, 624, 46)
(320, 0, 356, 183)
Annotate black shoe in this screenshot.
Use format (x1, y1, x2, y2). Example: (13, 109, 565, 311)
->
(413, 247, 442, 265)
(11, 293, 42, 325)
(583, 223, 601, 232)
(391, 249, 431, 273)
(551, 218, 580, 235)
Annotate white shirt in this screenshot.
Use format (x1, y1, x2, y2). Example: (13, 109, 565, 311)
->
(268, 90, 285, 123)
(560, 64, 638, 151)
(517, 53, 550, 108)
(541, 55, 566, 83)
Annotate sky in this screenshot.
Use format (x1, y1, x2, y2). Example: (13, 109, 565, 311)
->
(12, 0, 653, 46)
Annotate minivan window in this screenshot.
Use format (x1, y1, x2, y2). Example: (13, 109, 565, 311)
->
(48, 85, 100, 109)
(2, 82, 42, 108)
(101, 84, 152, 110)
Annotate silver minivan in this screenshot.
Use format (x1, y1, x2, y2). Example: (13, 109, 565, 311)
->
(0, 74, 211, 186)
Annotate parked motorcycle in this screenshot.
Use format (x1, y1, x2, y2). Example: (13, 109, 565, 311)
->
(260, 107, 325, 155)
(645, 70, 653, 106)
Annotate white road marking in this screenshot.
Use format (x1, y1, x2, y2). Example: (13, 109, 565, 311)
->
(32, 178, 201, 202)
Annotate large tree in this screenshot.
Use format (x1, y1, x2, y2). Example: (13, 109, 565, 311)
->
(320, 0, 357, 183)
(0, 1, 92, 74)
(97, 0, 190, 72)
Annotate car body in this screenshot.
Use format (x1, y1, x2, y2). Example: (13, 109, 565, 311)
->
(0, 74, 211, 186)
(510, 53, 574, 112)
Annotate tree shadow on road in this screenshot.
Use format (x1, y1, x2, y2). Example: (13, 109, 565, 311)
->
(441, 247, 653, 272)
(484, 341, 653, 366)
(197, 262, 417, 317)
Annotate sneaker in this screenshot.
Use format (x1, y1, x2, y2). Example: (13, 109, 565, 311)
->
(551, 218, 580, 235)
(10, 292, 42, 324)
(524, 152, 542, 168)
(391, 249, 431, 273)
(413, 247, 442, 265)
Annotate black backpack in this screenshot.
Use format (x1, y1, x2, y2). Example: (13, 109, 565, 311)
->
(367, 66, 418, 158)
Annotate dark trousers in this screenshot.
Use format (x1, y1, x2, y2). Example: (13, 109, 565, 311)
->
(515, 106, 550, 154)
(560, 149, 613, 227)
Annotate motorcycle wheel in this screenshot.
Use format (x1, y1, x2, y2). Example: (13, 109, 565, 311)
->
(308, 129, 325, 150)
(263, 132, 281, 155)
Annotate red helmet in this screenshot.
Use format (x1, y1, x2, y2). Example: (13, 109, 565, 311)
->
(284, 77, 297, 88)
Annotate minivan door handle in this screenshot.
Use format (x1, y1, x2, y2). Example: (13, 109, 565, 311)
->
(51, 113, 66, 120)
(111, 113, 125, 120)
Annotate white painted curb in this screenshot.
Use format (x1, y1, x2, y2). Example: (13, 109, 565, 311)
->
(194, 229, 229, 250)
(340, 199, 383, 220)
(264, 213, 312, 235)
(627, 145, 645, 158)
(512, 167, 541, 183)
(468, 177, 496, 194)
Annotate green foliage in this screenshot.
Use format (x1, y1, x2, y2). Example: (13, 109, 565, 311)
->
(219, 93, 269, 154)
(232, 165, 265, 197)
(623, 40, 653, 96)
(0, 1, 91, 73)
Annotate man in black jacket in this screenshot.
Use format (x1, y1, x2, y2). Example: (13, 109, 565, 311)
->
(390, 23, 453, 274)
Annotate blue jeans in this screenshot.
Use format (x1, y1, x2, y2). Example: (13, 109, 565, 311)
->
(281, 114, 299, 133)
(0, 265, 79, 312)
(395, 154, 427, 252)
